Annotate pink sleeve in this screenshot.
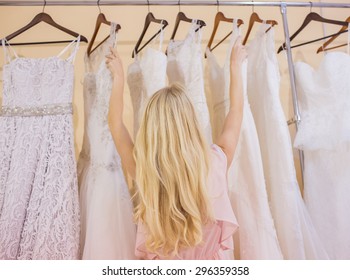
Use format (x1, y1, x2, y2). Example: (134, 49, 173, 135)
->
(209, 144, 239, 251)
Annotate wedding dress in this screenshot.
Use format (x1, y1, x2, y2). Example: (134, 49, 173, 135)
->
(247, 24, 329, 259)
(78, 23, 137, 259)
(294, 30, 350, 259)
(127, 24, 167, 137)
(167, 20, 212, 144)
(205, 21, 282, 259)
(0, 37, 80, 259)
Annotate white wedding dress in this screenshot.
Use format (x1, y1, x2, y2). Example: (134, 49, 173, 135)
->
(78, 23, 136, 259)
(167, 20, 212, 144)
(0, 38, 80, 259)
(247, 24, 329, 259)
(205, 21, 282, 260)
(127, 25, 167, 137)
(294, 35, 350, 259)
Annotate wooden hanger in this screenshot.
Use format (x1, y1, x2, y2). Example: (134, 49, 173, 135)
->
(205, 11, 243, 58)
(87, 13, 121, 56)
(0, 12, 88, 46)
(284, 30, 349, 50)
(242, 12, 278, 46)
(317, 40, 348, 52)
(277, 12, 348, 54)
(132, 12, 168, 58)
(169, 11, 206, 41)
(317, 16, 350, 53)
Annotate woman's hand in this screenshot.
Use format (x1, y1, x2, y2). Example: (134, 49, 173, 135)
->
(230, 36, 247, 69)
(106, 47, 124, 82)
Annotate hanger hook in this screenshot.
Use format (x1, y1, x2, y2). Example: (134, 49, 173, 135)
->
(252, 0, 255, 13)
(178, 0, 181, 13)
(97, 0, 102, 14)
(147, 0, 151, 13)
(309, 1, 313, 13)
(42, 0, 46, 13)
(217, 0, 220, 13)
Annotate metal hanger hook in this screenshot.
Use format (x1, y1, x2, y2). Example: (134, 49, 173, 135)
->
(97, 0, 102, 14)
(178, 0, 181, 13)
(309, 1, 313, 13)
(147, 0, 150, 13)
(42, 0, 46, 13)
(217, 0, 220, 12)
(252, 0, 255, 13)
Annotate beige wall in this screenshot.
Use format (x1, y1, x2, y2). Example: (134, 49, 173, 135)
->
(0, 0, 349, 188)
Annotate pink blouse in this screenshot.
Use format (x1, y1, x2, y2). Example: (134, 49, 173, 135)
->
(135, 144, 239, 260)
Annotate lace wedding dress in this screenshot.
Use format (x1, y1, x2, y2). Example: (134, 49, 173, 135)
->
(205, 21, 282, 259)
(78, 23, 136, 259)
(247, 24, 329, 259)
(167, 20, 212, 144)
(0, 37, 80, 259)
(294, 35, 350, 259)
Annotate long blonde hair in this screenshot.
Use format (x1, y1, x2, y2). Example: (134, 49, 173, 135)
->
(134, 83, 213, 257)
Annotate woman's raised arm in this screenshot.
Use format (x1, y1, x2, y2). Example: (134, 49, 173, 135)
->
(106, 47, 136, 179)
(216, 37, 247, 168)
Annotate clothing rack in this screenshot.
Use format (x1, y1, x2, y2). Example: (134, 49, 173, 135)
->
(0, 1, 350, 8)
(2, 1, 350, 183)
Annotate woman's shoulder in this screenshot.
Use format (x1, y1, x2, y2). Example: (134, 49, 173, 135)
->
(209, 144, 228, 173)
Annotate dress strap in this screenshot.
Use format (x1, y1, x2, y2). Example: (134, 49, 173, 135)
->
(110, 22, 118, 49)
(1, 38, 19, 63)
(236, 18, 241, 37)
(226, 19, 240, 62)
(149, 20, 165, 51)
(233, 18, 238, 32)
(261, 20, 268, 32)
(57, 35, 81, 63)
(266, 22, 275, 49)
(347, 22, 350, 55)
(158, 20, 165, 51)
(190, 19, 203, 44)
(229, 19, 239, 45)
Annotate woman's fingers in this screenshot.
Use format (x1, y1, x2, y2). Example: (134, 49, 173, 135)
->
(106, 53, 116, 59)
(229, 35, 248, 67)
(109, 46, 119, 57)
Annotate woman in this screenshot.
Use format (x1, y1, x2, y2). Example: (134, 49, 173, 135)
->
(106, 37, 247, 259)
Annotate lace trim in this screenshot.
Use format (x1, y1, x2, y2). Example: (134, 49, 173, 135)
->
(0, 103, 73, 117)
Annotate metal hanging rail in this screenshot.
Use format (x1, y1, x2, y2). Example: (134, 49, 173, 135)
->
(280, 3, 305, 182)
(0, 1, 349, 8)
(2, 1, 349, 183)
